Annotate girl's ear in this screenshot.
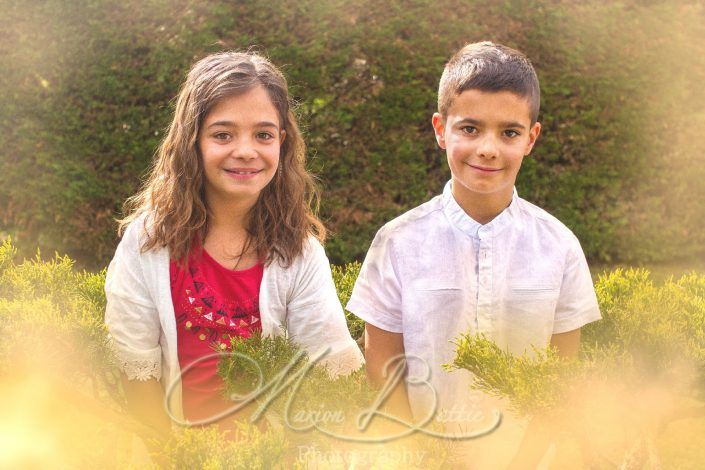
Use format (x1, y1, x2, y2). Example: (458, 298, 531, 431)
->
(280, 130, 286, 144)
(431, 113, 446, 149)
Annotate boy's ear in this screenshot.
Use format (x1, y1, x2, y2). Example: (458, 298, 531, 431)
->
(431, 113, 446, 149)
(524, 121, 542, 155)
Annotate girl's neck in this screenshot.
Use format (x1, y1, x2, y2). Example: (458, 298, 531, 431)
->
(203, 192, 261, 270)
(206, 191, 256, 233)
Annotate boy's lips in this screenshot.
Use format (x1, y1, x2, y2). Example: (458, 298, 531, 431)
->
(468, 164, 501, 172)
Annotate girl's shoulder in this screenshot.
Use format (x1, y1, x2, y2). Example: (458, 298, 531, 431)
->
(302, 233, 325, 255)
(296, 234, 328, 267)
(118, 211, 160, 255)
(268, 234, 327, 274)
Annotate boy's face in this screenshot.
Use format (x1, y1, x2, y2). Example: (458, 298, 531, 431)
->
(432, 89, 541, 209)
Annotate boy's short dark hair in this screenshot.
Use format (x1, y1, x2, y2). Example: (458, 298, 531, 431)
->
(438, 41, 540, 123)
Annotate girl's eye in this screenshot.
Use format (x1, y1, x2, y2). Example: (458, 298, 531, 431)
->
(504, 130, 520, 138)
(213, 132, 230, 141)
(257, 132, 275, 141)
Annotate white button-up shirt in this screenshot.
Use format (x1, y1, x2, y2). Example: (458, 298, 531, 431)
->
(347, 182, 600, 423)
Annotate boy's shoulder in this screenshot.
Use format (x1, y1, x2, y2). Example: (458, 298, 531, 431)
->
(374, 193, 449, 242)
(512, 195, 581, 246)
(371, 189, 582, 256)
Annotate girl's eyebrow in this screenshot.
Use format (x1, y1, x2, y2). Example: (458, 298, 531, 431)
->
(206, 120, 279, 129)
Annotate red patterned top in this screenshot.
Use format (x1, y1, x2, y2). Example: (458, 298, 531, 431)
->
(170, 247, 263, 424)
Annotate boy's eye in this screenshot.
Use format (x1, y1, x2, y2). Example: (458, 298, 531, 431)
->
(504, 130, 520, 138)
(460, 126, 478, 134)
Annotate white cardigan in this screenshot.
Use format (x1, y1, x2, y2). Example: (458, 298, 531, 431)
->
(104, 215, 364, 420)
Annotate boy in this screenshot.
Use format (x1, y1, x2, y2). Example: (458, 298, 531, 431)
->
(346, 42, 600, 445)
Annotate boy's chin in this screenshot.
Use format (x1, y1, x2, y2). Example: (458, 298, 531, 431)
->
(451, 178, 514, 197)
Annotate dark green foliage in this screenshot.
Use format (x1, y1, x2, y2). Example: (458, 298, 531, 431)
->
(218, 331, 376, 423)
(2, 0, 704, 269)
(450, 335, 582, 417)
(216, 332, 451, 467)
(218, 332, 307, 397)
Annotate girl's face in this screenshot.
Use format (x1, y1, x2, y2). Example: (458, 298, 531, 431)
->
(198, 85, 285, 209)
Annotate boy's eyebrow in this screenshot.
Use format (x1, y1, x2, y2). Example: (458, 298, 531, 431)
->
(455, 118, 526, 130)
(206, 120, 279, 129)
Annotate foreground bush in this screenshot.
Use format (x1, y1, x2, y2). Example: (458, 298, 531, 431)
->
(0, 242, 450, 468)
(452, 269, 705, 467)
(1, 242, 703, 467)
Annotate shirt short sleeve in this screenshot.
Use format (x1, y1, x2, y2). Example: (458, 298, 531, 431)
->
(346, 226, 403, 333)
(552, 235, 602, 334)
(104, 220, 163, 381)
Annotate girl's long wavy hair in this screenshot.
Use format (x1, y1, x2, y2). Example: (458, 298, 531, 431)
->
(119, 51, 326, 266)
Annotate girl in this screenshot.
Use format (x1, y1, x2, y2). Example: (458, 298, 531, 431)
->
(104, 51, 364, 439)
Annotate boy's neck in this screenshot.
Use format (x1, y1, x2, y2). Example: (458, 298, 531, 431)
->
(451, 183, 514, 225)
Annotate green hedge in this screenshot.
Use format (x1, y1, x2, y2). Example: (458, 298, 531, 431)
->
(2, 0, 704, 270)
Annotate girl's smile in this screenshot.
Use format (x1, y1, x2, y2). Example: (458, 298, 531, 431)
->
(223, 167, 263, 179)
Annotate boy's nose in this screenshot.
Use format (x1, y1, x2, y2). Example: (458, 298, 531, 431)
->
(477, 135, 499, 159)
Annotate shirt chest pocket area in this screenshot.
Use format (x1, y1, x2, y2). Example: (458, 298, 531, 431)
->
(497, 280, 561, 355)
(503, 279, 560, 320)
(403, 278, 466, 336)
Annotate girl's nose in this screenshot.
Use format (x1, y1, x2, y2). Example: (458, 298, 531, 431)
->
(232, 138, 257, 160)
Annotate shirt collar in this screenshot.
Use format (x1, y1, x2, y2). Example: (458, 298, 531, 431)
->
(441, 181, 519, 239)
